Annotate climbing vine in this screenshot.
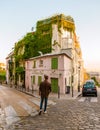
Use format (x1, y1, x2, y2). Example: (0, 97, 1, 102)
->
(14, 13, 75, 67)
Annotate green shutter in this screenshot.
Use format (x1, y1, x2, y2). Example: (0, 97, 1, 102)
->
(32, 76, 35, 84)
(33, 60, 36, 68)
(51, 58, 58, 69)
(38, 76, 42, 85)
(51, 78, 58, 93)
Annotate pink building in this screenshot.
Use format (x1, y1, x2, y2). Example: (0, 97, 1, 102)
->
(25, 53, 72, 94)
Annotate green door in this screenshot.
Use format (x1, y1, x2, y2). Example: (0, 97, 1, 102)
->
(51, 78, 58, 93)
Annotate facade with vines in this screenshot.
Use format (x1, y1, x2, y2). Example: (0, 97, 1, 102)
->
(6, 14, 84, 93)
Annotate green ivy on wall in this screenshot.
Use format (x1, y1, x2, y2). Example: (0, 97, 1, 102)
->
(14, 14, 75, 66)
(15, 66, 24, 74)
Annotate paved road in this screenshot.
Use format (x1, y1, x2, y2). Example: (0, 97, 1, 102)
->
(1, 85, 100, 130)
(0, 85, 56, 130)
(7, 90, 100, 130)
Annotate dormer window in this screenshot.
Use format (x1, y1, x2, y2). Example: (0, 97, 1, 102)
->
(39, 60, 43, 67)
(33, 60, 36, 68)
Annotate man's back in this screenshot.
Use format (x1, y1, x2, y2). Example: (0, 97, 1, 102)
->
(39, 80, 51, 98)
(39, 75, 51, 114)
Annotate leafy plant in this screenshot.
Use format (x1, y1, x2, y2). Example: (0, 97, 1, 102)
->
(15, 67, 25, 74)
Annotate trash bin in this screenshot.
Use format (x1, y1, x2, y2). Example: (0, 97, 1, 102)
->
(66, 86, 70, 94)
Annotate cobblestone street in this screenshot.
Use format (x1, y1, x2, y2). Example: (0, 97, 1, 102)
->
(1, 85, 100, 130)
(7, 95, 100, 130)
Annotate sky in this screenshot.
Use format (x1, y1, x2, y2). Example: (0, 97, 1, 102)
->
(0, 0, 100, 72)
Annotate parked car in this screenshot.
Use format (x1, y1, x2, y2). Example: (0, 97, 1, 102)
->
(82, 80, 97, 97)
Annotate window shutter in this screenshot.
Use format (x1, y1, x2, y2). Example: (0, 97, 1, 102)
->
(51, 58, 58, 69)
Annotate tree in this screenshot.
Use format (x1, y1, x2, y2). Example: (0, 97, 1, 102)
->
(91, 77, 100, 87)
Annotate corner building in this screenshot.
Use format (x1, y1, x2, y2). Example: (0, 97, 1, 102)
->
(25, 14, 84, 94)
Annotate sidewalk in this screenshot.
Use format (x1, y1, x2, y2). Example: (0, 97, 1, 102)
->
(16, 87, 82, 100)
(3, 84, 82, 100)
(49, 89, 82, 100)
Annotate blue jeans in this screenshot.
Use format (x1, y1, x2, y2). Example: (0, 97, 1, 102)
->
(40, 97, 48, 112)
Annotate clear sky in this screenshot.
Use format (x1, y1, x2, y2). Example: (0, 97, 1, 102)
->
(0, 0, 100, 72)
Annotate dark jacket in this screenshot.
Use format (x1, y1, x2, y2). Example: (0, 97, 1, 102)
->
(39, 80, 51, 98)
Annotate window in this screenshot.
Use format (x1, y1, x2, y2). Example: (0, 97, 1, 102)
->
(33, 60, 36, 68)
(32, 75, 35, 84)
(39, 60, 43, 67)
(51, 58, 58, 69)
(38, 76, 42, 85)
(27, 61, 29, 69)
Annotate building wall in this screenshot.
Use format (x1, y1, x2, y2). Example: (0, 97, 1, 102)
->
(6, 14, 84, 94)
(6, 51, 14, 84)
(25, 54, 71, 94)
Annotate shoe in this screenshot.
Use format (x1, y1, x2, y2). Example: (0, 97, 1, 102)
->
(44, 111, 47, 114)
(39, 110, 42, 115)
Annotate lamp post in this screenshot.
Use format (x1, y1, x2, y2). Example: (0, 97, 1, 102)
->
(71, 75, 74, 97)
(58, 85, 60, 99)
(78, 66, 80, 92)
(71, 55, 74, 97)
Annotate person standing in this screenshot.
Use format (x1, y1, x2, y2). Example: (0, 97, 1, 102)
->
(39, 75, 51, 115)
